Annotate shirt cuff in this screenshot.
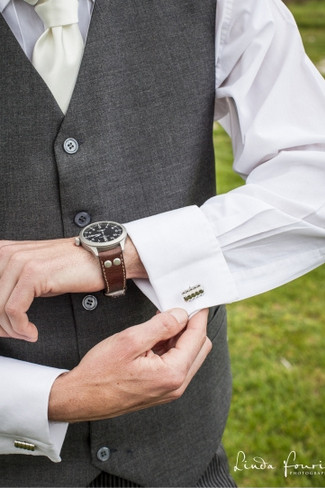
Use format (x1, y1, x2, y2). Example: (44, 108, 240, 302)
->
(0, 356, 68, 462)
(125, 205, 238, 314)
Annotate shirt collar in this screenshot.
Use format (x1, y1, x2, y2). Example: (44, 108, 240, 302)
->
(0, 0, 10, 14)
(0, 0, 96, 14)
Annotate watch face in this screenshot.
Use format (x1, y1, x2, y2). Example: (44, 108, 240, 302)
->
(82, 221, 125, 246)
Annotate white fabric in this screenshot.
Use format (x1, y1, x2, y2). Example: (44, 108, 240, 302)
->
(25, 0, 84, 113)
(126, 0, 325, 314)
(0, 0, 325, 461)
(0, 0, 93, 60)
(0, 356, 68, 462)
(0, 0, 93, 463)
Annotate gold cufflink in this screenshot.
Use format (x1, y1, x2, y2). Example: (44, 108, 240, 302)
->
(182, 285, 204, 302)
(14, 440, 35, 451)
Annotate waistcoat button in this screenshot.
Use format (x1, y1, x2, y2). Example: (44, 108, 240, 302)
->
(74, 211, 91, 227)
(97, 447, 110, 462)
(63, 137, 79, 154)
(82, 295, 98, 311)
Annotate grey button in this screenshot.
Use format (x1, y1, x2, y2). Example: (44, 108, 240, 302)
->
(82, 295, 98, 311)
(63, 137, 79, 154)
(74, 211, 91, 227)
(97, 447, 110, 462)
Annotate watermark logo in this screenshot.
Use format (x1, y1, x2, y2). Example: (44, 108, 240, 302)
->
(234, 451, 275, 472)
(284, 450, 325, 477)
(233, 450, 325, 478)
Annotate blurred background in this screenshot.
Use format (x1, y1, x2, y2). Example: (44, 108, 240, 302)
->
(214, 1, 325, 486)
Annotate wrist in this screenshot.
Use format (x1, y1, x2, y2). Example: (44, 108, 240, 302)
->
(75, 222, 148, 295)
(48, 369, 92, 423)
(48, 371, 71, 422)
(48, 366, 118, 423)
(124, 237, 148, 280)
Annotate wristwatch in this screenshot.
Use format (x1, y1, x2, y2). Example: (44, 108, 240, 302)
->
(75, 221, 127, 297)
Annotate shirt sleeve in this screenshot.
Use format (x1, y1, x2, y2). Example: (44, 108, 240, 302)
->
(125, 0, 325, 314)
(0, 356, 68, 462)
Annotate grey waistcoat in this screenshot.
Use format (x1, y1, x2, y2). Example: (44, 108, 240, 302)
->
(0, 2, 232, 486)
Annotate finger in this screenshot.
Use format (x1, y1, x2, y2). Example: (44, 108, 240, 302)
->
(0, 239, 71, 253)
(0, 247, 47, 317)
(180, 336, 212, 391)
(0, 240, 76, 339)
(0, 303, 38, 341)
(158, 334, 212, 403)
(4, 302, 38, 341)
(0, 241, 51, 275)
(0, 313, 25, 340)
(148, 310, 208, 356)
(126, 337, 212, 414)
(0, 306, 37, 340)
(163, 309, 209, 370)
(152, 329, 183, 356)
(120, 308, 188, 357)
(0, 239, 75, 276)
(4, 275, 39, 341)
(0, 326, 11, 338)
(0, 258, 39, 340)
(0, 256, 26, 339)
(0, 254, 35, 339)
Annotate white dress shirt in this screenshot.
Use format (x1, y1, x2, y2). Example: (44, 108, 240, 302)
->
(1, 0, 325, 462)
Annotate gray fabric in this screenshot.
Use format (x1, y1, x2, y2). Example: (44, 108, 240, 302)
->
(90, 445, 237, 487)
(0, 1, 233, 486)
(196, 445, 237, 488)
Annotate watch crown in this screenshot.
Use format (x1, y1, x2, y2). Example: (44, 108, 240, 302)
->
(75, 237, 81, 246)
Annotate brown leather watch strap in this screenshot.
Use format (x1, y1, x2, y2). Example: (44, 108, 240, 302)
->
(98, 245, 126, 297)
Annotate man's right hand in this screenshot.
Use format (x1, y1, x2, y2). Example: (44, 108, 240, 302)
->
(48, 308, 211, 422)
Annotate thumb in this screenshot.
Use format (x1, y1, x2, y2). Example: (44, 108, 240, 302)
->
(125, 308, 188, 356)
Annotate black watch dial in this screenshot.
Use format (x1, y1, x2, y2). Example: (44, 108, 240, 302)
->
(83, 222, 123, 244)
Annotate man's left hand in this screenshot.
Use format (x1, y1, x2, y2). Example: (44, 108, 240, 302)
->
(0, 237, 146, 341)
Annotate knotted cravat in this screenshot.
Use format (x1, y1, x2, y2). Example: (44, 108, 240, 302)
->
(25, 0, 84, 114)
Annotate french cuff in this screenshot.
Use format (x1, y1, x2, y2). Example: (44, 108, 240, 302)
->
(125, 205, 238, 314)
(0, 356, 68, 462)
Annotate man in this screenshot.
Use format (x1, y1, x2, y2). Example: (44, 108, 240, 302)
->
(0, 0, 325, 486)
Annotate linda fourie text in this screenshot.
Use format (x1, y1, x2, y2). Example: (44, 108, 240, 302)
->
(233, 450, 325, 478)
(234, 451, 275, 472)
(284, 450, 325, 477)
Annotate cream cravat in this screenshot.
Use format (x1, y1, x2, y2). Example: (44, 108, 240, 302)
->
(25, 0, 84, 114)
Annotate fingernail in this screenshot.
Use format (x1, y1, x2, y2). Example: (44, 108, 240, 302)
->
(24, 333, 38, 342)
(168, 308, 188, 324)
(26, 336, 38, 343)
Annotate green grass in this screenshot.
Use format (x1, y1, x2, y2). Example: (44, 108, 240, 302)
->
(288, 1, 325, 66)
(214, 3, 325, 486)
